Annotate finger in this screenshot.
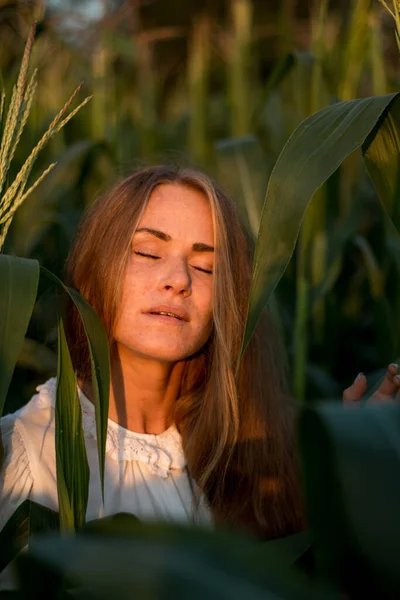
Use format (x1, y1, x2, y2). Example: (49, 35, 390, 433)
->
(388, 364, 400, 394)
(370, 365, 400, 402)
(387, 362, 399, 378)
(343, 373, 368, 403)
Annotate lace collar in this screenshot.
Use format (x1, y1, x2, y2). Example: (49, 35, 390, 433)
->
(35, 378, 186, 478)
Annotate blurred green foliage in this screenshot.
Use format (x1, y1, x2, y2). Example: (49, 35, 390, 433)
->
(4, 5, 400, 598)
(1, 0, 400, 409)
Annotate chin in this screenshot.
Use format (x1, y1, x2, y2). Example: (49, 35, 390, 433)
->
(144, 342, 201, 362)
(120, 336, 202, 363)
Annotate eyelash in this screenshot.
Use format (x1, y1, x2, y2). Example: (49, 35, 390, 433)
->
(134, 251, 213, 274)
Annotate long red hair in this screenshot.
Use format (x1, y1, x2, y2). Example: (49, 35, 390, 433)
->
(65, 165, 305, 538)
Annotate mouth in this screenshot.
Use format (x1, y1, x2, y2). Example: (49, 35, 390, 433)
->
(145, 305, 189, 322)
(149, 311, 183, 321)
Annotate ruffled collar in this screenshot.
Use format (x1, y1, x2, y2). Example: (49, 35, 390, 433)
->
(35, 378, 186, 478)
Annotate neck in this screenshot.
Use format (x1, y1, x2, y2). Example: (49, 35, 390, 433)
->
(79, 344, 185, 435)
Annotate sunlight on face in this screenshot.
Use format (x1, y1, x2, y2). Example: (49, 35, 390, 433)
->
(114, 183, 215, 363)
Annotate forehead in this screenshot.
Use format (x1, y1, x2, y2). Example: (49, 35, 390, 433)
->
(137, 183, 214, 242)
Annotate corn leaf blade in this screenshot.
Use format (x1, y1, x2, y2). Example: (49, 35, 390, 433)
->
(0, 255, 39, 418)
(16, 525, 337, 600)
(240, 93, 399, 360)
(41, 267, 110, 501)
(0, 499, 59, 574)
(55, 312, 89, 531)
(362, 95, 400, 233)
(298, 401, 400, 597)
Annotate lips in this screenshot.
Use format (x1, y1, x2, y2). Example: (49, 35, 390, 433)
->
(145, 304, 189, 322)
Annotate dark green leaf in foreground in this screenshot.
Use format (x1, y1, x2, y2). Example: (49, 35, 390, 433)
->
(0, 255, 39, 464)
(41, 267, 110, 500)
(83, 512, 141, 536)
(0, 500, 59, 574)
(239, 93, 399, 360)
(263, 530, 312, 569)
(0, 256, 39, 416)
(67, 286, 110, 496)
(55, 312, 89, 531)
(16, 524, 337, 600)
(298, 401, 400, 598)
(83, 516, 311, 571)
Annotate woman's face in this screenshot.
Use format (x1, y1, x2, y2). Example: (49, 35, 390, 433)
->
(114, 182, 215, 363)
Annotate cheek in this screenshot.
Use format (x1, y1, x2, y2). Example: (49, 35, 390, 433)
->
(196, 283, 214, 335)
(200, 280, 213, 316)
(114, 267, 145, 330)
(120, 264, 149, 304)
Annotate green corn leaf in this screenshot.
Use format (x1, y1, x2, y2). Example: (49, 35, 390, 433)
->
(0, 255, 39, 415)
(41, 267, 110, 502)
(55, 311, 89, 531)
(0, 255, 39, 464)
(298, 401, 400, 598)
(0, 257, 109, 531)
(67, 286, 110, 498)
(80, 517, 306, 574)
(363, 95, 400, 234)
(239, 92, 399, 362)
(263, 530, 312, 568)
(83, 513, 141, 536)
(16, 524, 337, 600)
(0, 499, 59, 574)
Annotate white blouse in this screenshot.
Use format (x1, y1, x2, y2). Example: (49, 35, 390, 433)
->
(0, 378, 212, 534)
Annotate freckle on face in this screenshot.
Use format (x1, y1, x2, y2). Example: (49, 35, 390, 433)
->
(113, 183, 215, 362)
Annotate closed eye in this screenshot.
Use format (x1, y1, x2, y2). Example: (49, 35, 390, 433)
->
(134, 251, 160, 260)
(135, 251, 212, 273)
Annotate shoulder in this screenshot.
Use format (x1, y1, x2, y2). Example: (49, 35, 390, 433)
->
(0, 379, 59, 532)
(1, 378, 57, 470)
(1, 377, 56, 434)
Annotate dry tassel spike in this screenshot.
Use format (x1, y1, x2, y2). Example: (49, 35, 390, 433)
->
(0, 22, 92, 251)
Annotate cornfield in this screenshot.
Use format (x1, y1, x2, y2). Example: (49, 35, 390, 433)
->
(1, 0, 399, 407)
(2, 0, 400, 597)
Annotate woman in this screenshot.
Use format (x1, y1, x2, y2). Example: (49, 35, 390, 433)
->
(1, 165, 399, 547)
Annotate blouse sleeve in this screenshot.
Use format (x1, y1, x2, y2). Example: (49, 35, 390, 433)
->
(0, 414, 33, 532)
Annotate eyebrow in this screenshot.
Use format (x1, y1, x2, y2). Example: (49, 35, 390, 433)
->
(135, 227, 214, 252)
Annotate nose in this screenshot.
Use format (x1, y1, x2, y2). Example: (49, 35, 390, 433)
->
(158, 258, 191, 297)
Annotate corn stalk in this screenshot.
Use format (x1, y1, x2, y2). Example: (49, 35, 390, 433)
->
(292, 0, 329, 400)
(188, 16, 211, 166)
(228, 0, 254, 137)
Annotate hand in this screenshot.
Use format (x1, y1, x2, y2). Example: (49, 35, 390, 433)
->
(343, 363, 400, 404)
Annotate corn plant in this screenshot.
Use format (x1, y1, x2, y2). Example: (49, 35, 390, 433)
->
(4, 74, 400, 600)
(0, 24, 91, 251)
(380, 0, 400, 51)
(0, 24, 110, 534)
(228, 0, 254, 137)
(188, 15, 212, 165)
(3, 3, 400, 598)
